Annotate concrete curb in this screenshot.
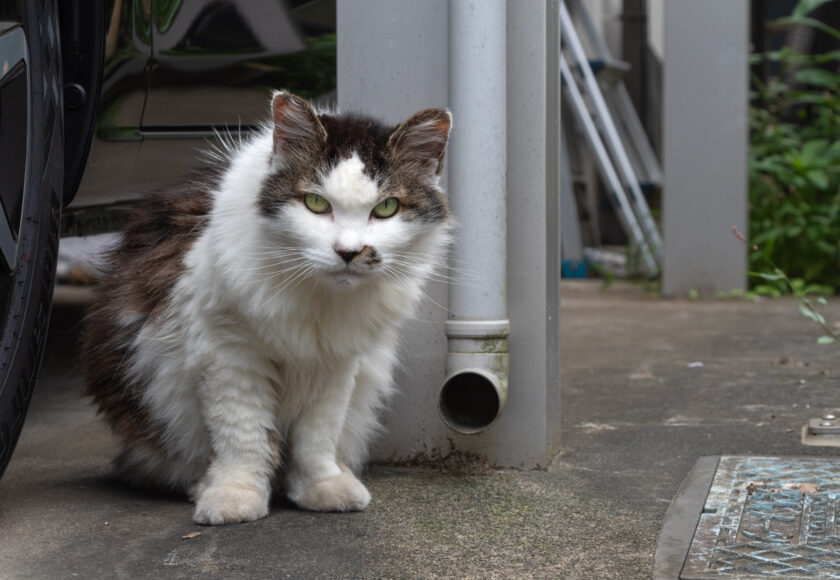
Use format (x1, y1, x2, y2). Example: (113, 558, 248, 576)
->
(652, 456, 719, 579)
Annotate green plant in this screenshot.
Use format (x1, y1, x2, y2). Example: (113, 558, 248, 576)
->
(735, 227, 839, 344)
(749, 0, 840, 294)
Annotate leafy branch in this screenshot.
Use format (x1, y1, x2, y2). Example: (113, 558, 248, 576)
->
(748, 0, 840, 295)
(735, 226, 840, 345)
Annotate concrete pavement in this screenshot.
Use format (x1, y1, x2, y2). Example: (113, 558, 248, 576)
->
(2, 280, 840, 579)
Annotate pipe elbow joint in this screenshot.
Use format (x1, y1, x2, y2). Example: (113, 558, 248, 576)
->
(439, 320, 510, 434)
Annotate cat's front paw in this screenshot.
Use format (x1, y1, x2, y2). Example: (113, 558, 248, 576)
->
(288, 471, 372, 512)
(193, 481, 270, 525)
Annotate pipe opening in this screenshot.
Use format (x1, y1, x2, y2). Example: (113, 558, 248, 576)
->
(439, 370, 502, 434)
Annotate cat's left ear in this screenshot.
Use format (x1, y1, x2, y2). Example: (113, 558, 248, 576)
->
(271, 91, 327, 164)
(388, 109, 452, 179)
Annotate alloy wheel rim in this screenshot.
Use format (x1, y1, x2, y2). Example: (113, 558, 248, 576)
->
(0, 22, 30, 272)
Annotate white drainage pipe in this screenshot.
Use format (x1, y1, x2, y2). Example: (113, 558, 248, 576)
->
(441, 0, 509, 435)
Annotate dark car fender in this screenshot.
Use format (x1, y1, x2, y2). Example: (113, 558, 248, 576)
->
(58, 0, 105, 207)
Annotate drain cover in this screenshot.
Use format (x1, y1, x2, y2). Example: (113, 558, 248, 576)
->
(681, 456, 840, 579)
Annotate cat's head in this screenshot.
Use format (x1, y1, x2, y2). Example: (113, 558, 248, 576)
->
(258, 91, 452, 290)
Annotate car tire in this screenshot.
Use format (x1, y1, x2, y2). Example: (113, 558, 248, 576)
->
(0, 0, 63, 480)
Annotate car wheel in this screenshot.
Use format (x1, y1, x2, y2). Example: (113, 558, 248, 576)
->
(0, 0, 63, 480)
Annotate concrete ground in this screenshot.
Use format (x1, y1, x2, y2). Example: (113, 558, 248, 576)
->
(2, 280, 840, 579)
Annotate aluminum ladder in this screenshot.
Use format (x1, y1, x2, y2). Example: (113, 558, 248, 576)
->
(559, 1, 662, 276)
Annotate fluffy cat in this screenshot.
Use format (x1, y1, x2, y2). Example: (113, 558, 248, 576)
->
(80, 91, 452, 525)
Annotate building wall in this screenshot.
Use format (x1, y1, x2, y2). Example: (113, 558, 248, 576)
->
(662, 0, 749, 296)
(337, 0, 451, 463)
(338, 1, 562, 468)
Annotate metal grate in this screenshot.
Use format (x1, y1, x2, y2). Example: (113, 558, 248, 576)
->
(682, 456, 840, 579)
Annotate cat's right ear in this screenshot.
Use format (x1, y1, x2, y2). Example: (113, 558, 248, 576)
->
(388, 109, 452, 180)
(271, 91, 327, 165)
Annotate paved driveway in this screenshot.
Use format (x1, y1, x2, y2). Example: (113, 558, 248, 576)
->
(2, 281, 839, 578)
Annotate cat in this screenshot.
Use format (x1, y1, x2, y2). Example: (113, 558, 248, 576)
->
(80, 91, 452, 525)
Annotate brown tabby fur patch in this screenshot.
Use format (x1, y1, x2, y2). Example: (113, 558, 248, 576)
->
(80, 171, 217, 447)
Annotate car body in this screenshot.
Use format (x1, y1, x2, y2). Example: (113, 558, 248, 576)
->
(66, 0, 336, 232)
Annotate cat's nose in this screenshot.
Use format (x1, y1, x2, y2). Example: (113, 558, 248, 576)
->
(335, 247, 361, 264)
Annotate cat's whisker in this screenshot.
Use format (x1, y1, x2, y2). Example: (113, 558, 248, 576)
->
(389, 258, 481, 282)
(245, 258, 313, 279)
(382, 265, 454, 315)
(409, 271, 484, 290)
(415, 289, 453, 315)
(246, 251, 302, 257)
(390, 251, 481, 275)
(381, 266, 420, 293)
(265, 267, 306, 294)
(268, 270, 313, 303)
(225, 251, 308, 267)
(267, 263, 314, 297)
(243, 257, 309, 273)
(283, 265, 317, 295)
(390, 258, 482, 288)
(242, 244, 301, 252)
(239, 244, 299, 251)
(242, 252, 305, 261)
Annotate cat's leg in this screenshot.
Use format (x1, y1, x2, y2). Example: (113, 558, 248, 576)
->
(286, 360, 372, 512)
(192, 361, 280, 525)
(337, 342, 397, 473)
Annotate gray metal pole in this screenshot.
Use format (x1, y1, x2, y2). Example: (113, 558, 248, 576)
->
(447, 0, 507, 322)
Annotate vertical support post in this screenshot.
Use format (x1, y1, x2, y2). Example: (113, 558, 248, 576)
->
(493, 0, 562, 466)
(662, 0, 749, 296)
(339, 1, 561, 468)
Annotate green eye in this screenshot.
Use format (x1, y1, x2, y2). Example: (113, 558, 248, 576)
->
(304, 193, 330, 214)
(372, 197, 399, 219)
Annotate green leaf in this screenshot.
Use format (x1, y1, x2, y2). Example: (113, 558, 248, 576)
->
(748, 271, 785, 281)
(814, 49, 840, 63)
(817, 335, 837, 344)
(806, 169, 830, 190)
(776, 16, 840, 42)
(801, 139, 830, 163)
(812, 284, 836, 295)
(793, 0, 837, 18)
(755, 285, 782, 298)
(795, 68, 840, 88)
(799, 303, 826, 325)
(827, 140, 840, 159)
(790, 93, 832, 106)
